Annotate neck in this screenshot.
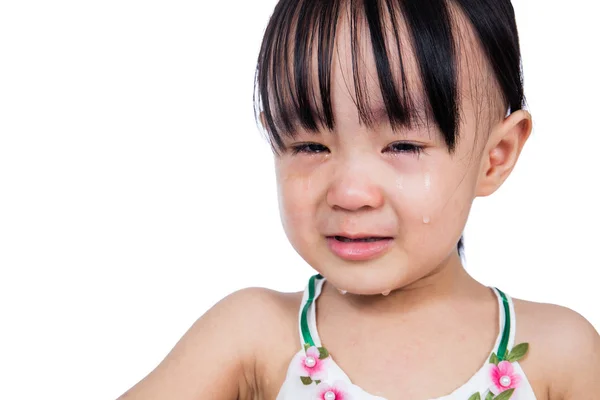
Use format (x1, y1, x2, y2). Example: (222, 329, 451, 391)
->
(322, 252, 486, 315)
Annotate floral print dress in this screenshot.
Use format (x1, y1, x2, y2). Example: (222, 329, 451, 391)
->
(276, 275, 537, 400)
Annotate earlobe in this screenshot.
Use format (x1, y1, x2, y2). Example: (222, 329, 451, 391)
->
(476, 110, 533, 197)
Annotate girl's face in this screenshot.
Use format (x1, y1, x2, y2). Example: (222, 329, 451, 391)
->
(272, 18, 528, 295)
(275, 110, 478, 294)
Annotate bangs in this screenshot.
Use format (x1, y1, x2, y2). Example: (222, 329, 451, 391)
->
(254, 0, 524, 153)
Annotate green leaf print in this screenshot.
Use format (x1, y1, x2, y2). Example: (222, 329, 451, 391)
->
(493, 389, 515, 400)
(506, 343, 529, 363)
(489, 352, 499, 365)
(485, 392, 494, 400)
(318, 347, 329, 359)
(304, 343, 311, 352)
(300, 376, 313, 385)
(468, 393, 481, 400)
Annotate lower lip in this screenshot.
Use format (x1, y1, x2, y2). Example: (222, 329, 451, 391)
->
(326, 237, 393, 261)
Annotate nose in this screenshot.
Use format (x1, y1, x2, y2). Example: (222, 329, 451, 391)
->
(326, 162, 384, 211)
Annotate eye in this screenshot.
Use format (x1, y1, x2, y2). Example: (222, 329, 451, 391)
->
(382, 141, 425, 156)
(290, 142, 330, 155)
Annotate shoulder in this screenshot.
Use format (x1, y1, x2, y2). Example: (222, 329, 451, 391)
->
(118, 286, 303, 400)
(208, 286, 298, 324)
(203, 286, 302, 351)
(216, 287, 305, 399)
(225, 286, 302, 334)
(513, 298, 598, 357)
(512, 298, 600, 398)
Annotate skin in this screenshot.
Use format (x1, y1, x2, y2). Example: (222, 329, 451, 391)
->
(117, 6, 600, 400)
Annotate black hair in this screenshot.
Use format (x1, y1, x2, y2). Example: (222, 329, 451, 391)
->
(253, 0, 526, 257)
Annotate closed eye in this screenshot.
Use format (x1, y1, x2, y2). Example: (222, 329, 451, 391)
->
(382, 142, 425, 156)
(290, 142, 330, 155)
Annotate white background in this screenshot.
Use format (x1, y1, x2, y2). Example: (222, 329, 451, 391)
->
(0, 1, 598, 399)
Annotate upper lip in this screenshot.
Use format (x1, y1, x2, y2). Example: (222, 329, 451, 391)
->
(327, 232, 393, 239)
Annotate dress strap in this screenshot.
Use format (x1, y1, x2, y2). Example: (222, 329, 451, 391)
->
(298, 274, 325, 348)
(491, 287, 517, 359)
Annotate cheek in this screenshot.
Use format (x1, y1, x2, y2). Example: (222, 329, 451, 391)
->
(275, 167, 319, 238)
(389, 160, 475, 226)
(384, 165, 474, 262)
(385, 161, 436, 218)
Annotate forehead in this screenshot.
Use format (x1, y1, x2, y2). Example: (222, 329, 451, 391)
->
(328, 3, 503, 126)
(257, 0, 506, 148)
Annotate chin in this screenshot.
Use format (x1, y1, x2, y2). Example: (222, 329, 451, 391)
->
(307, 249, 420, 295)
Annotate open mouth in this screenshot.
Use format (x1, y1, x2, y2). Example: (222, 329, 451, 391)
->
(332, 236, 391, 243)
(326, 235, 394, 261)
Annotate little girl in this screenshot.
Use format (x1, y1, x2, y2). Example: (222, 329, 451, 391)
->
(118, 0, 599, 399)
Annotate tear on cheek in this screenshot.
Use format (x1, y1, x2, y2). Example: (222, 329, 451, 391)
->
(393, 171, 434, 225)
(423, 172, 431, 224)
(396, 175, 404, 190)
(424, 172, 431, 191)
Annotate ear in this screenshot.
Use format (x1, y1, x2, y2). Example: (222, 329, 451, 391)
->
(475, 109, 533, 197)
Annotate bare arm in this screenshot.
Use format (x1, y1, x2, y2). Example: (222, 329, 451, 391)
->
(117, 288, 263, 400)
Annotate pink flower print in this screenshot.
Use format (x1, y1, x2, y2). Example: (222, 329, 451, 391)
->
(315, 381, 350, 400)
(490, 360, 522, 394)
(299, 346, 329, 381)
